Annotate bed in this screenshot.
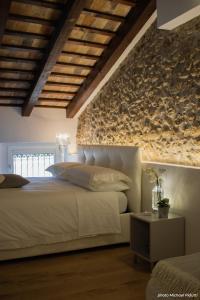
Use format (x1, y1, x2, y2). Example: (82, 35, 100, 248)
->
(0, 145, 141, 261)
(146, 253, 200, 299)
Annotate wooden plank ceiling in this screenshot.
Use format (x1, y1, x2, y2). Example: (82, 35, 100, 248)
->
(0, 0, 156, 117)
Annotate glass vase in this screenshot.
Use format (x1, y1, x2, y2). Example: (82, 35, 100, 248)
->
(152, 184, 164, 212)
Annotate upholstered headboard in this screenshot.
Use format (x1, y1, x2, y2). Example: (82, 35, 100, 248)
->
(76, 145, 141, 213)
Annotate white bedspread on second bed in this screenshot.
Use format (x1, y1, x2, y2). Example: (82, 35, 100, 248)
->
(0, 178, 123, 250)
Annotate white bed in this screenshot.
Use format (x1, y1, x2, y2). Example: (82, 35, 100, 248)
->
(146, 253, 200, 299)
(0, 145, 141, 260)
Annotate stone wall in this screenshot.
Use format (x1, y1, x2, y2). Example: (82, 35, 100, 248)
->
(77, 16, 200, 167)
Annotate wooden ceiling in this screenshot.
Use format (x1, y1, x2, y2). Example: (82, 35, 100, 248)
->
(0, 0, 156, 117)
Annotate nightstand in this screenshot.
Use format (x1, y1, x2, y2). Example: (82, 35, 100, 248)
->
(130, 213, 185, 268)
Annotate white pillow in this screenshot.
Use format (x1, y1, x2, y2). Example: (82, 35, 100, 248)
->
(46, 162, 82, 177)
(59, 165, 131, 191)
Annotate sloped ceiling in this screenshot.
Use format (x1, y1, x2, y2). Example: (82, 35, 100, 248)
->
(0, 0, 156, 117)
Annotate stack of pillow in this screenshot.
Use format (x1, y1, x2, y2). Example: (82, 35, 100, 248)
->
(46, 162, 131, 192)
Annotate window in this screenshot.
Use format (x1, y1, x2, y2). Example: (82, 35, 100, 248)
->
(13, 153, 55, 177)
(8, 143, 57, 178)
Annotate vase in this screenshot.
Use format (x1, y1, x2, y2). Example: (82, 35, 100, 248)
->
(158, 206, 169, 218)
(152, 184, 164, 212)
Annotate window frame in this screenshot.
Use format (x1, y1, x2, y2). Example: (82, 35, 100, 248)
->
(8, 143, 58, 177)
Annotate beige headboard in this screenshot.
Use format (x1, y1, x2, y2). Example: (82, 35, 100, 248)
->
(77, 145, 142, 213)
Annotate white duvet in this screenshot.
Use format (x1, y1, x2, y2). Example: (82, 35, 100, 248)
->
(0, 178, 122, 250)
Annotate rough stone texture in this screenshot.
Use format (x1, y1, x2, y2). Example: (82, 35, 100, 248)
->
(77, 17, 200, 167)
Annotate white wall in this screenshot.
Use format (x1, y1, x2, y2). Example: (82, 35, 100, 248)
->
(0, 107, 78, 172)
(0, 107, 78, 145)
(142, 162, 200, 254)
(0, 144, 7, 173)
(157, 0, 200, 30)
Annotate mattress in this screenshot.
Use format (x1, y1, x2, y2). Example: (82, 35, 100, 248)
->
(0, 178, 128, 251)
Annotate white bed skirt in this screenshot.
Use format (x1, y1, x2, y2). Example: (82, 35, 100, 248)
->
(0, 213, 130, 261)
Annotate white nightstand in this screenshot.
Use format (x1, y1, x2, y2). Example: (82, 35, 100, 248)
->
(130, 213, 185, 268)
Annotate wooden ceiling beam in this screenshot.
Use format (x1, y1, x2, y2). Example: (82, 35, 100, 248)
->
(5, 29, 49, 41)
(51, 72, 86, 79)
(0, 98, 22, 101)
(66, 0, 156, 117)
(0, 67, 35, 74)
(0, 87, 29, 92)
(61, 51, 99, 61)
(74, 25, 115, 37)
(0, 44, 44, 54)
(42, 91, 76, 96)
(0, 78, 31, 83)
(40, 97, 73, 101)
(82, 9, 125, 23)
(9, 13, 55, 27)
(41, 96, 74, 100)
(0, 82, 30, 88)
(0, 68, 35, 75)
(0, 103, 22, 107)
(0, 56, 39, 64)
(22, 0, 87, 116)
(0, 0, 12, 46)
(13, 0, 64, 10)
(0, 66, 36, 72)
(35, 105, 67, 109)
(46, 82, 81, 87)
(38, 98, 69, 102)
(112, 0, 136, 7)
(56, 62, 92, 70)
(67, 39, 107, 49)
(0, 95, 26, 99)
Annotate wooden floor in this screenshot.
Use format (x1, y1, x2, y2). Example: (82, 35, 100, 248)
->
(0, 245, 150, 300)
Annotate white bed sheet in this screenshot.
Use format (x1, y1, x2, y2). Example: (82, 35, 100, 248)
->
(22, 178, 128, 213)
(0, 178, 127, 251)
